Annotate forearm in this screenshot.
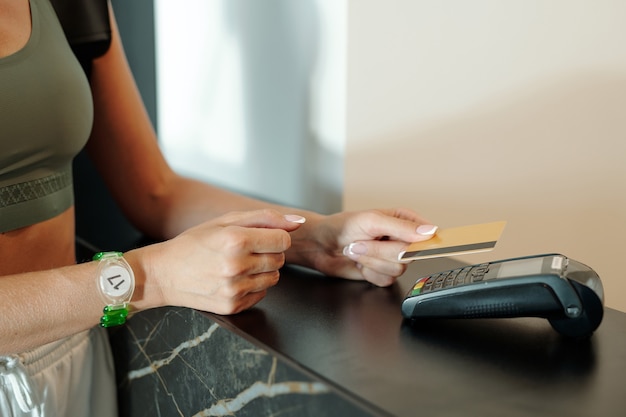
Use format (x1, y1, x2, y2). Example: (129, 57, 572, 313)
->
(0, 262, 102, 354)
(0, 249, 157, 355)
(155, 175, 322, 239)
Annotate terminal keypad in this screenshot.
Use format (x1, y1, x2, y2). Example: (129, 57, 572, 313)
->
(410, 264, 490, 296)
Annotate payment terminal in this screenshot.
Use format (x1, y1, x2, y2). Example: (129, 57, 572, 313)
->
(402, 254, 604, 338)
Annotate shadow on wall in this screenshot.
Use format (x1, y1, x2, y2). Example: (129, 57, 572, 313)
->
(345, 73, 626, 311)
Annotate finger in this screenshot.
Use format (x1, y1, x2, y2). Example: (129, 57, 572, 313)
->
(247, 270, 281, 293)
(216, 249, 286, 279)
(325, 253, 408, 286)
(218, 269, 279, 301)
(219, 209, 306, 232)
(234, 290, 268, 313)
(358, 264, 403, 287)
(248, 252, 286, 275)
(330, 260, 404, 287)
(223, 270, 280, 298)
(223, 270, 281, 314)
(220, 226, 292, 256)
(343, 239, 410, 264)
(385, 207, 432, 224)
(356, 210, 438, 244)
(215, 290, 269, 315)
(354, 255, 407, 285)
(342, 240, 410, 284)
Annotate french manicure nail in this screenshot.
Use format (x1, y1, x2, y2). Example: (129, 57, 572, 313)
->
(416, 224, 438, 236)
(346, 242, 367, 256)
(284, 214, 306, 224)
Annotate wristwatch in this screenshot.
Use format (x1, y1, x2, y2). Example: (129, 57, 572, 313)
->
(93, 251, 135, 327)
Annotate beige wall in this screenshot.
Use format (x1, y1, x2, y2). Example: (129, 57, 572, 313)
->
(344, 1, 626, 311)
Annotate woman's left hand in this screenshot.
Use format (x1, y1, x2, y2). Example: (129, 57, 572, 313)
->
(289, 208, 438, 287)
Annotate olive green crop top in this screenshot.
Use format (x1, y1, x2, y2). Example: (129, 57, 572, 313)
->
(0, 0, 93, 232)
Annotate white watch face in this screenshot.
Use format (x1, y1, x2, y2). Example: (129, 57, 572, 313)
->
(98, 261, 134, 304)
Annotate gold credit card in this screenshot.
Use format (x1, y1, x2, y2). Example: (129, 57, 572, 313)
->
(399, 221, 507, 261)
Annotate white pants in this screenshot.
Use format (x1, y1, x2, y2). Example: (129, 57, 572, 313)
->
(1, 327, 118, 417)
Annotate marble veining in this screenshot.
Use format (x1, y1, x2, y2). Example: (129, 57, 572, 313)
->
(193, 357, 329, 416)
(127, 323, 220, 381)
(109, 307, 378, 417)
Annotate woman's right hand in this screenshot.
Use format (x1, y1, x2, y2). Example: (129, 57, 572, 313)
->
(131, 209, 305, 315)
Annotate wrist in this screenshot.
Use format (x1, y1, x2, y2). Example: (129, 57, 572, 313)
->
(285, 212, 329, 270)
(123, 247, 166, 312)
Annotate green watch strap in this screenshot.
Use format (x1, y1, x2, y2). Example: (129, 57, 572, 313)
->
(94, 251, 135, 327)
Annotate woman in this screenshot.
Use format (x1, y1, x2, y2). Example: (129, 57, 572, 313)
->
(0, 0, 437, 416)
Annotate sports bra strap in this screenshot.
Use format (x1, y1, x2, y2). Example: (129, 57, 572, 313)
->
(49, 0, 111, 71)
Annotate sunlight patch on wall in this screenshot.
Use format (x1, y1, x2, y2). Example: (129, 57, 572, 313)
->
(154, 0, 346, 212)
(155, 0, 245, 180)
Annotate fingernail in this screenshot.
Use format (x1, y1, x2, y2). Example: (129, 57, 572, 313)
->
(343, 242, 367, 257)
(416, 224, 438, 236)
(284, 214, 306, 224)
